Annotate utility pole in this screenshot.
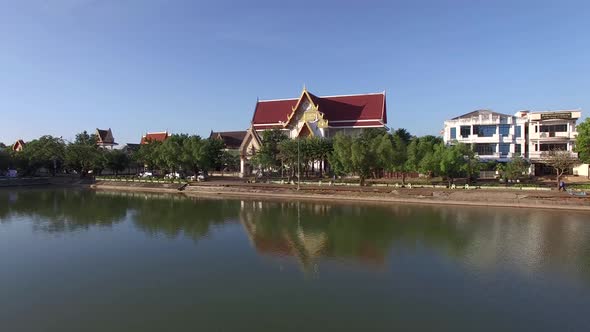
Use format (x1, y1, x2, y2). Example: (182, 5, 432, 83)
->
(297, 136, 300, 190)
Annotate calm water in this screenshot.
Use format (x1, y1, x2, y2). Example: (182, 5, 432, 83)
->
(1, 189, 589, 331)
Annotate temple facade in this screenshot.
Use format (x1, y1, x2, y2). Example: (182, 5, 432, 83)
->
(95, 128, 117, 149)
(239, 88, 388, 177)
(140, 131, 170, 144)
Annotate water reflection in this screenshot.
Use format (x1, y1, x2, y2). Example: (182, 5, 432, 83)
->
(1, 189, 589, 282)
(0, 189, 128, 232)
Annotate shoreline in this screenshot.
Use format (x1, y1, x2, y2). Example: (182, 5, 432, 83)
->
(90, 182, 590, 212)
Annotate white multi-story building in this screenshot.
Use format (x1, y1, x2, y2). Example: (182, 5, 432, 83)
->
(443, 109, 582, 174)
(443, 110, 528, 162)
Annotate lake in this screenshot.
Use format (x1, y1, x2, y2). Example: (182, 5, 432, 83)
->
(1, 189, 589, 331)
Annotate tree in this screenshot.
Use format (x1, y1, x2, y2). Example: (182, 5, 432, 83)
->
(504, 155, 529, 181)
(328, 133, 353, 177)
(375, 133, 395, 174)
(251, 129, 288, 174)
(438, 143, 477, 186)
(0, 150, 9, 172)
(220, 150, 240, 172)
(350, 135, 374, 186)
(182, 135, 205, 175)
(278, 139, 299, 180)
(106, 149, 130, 175)
(158, 134, 187, 173)
(392, 128, 413, 145)
(575, 118, 590, 163)
(541, 149, 580, 189)
(202, 138, 225, 173)
(22, 135, 66, 175)
(136, 141, 163, 171)
(65, 131, 101, 177)
(406, 136, 444, 180)
(390, 134, 409, 183)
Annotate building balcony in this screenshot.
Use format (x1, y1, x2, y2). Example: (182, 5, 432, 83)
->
(529, 132, 576, 140)
(528, 151, 578, 161)
(475, 152, 514, 160)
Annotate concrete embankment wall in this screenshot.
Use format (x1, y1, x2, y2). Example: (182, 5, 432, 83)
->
(0, 177, 51, 187)
(91, 181, 185, 193)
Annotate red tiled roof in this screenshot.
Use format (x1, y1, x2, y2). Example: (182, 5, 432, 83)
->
(140, 132, 169, 144)
(251, 91, 386, 128)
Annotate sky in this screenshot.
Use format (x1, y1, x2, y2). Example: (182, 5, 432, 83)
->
(1, 0, 589, 145)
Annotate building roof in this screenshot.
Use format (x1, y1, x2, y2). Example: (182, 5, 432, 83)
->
(140, 131, 169, 144)
(12, 139, 25, 151)
(251, 90, 387, 128)
(122, 143, 141, 153)
(209, 130, 247, 149)
(96, 128, 117, 145)
(451, 109, 511, 120)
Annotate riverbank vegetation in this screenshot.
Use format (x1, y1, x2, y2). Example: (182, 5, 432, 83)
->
(0, 131, 229, 178)
(249, 128, 532, 186)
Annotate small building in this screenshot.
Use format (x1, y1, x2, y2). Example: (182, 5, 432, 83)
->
(95, 128, 117, 149)
(121, 143, 141, 155)
(209, 131, 247, 151)
(12, 139, 26, 152)
(140, 131, 170, 144)
(239, 87, 388, 176)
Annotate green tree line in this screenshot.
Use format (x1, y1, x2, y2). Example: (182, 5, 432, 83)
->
(0, 131, 232, 177)
(250, 128, 531, 186)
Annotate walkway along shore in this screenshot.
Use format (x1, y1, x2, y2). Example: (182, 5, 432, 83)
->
(90, 181, 590, 212)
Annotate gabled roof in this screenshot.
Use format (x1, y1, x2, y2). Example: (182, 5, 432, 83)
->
(122, 143, 141, 153)
(96, 128, 117, 145)
(251, 90, 387, 129)
(141, 131, 170, 144)
(12, 139, 25, 151)
(239, 127, 262, 157)
(451, 109, 511, 120)
(209, 130, 247, 149)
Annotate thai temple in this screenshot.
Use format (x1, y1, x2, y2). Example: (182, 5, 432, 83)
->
(239, 88, 388, 176)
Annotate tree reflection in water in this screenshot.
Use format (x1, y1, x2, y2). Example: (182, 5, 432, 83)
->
(1, 189, 589, 281)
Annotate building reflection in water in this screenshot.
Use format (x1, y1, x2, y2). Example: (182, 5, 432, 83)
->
(1, 190, 589, 283)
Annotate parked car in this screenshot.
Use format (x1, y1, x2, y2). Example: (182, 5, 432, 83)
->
(197, 171, 207, 182)
(165, 172, 184, 179)
(140, 171, 153, 178)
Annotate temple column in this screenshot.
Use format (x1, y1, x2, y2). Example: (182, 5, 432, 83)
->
(240, 157, 245, 178)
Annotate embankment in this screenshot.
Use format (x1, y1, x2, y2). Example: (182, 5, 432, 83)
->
(90, 181, 590, 211)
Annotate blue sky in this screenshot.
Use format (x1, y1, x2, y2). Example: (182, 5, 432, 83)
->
(1, 0, 589, 145)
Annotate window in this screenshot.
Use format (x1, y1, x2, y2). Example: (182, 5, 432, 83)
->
(540, 143, 567, 151)
(515, 126, 522, 138)
(450, 127, 456, 139)
(460, 126, 471, 138)
(475, 143, 496, 155)
(499, 124, 510, 137)
(540, 124, 567, 133)
(473, 125, 496, 137)
(499, 143, 510, 156)
(515, 144, 521, 154)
